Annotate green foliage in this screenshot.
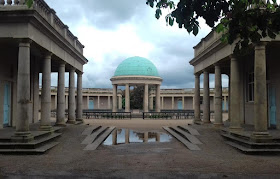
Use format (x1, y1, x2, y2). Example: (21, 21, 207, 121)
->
(26, 0, 33, 8)
(146, 0, 280, 54)
(130, 86, 144, 109)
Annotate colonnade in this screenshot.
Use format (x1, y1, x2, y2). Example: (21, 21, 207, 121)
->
(193, 42, 271, 141)
(12, 40, 83, 142)
(112, 84, 161, 113)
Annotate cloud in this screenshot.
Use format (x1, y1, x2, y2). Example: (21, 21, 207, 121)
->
(45, 0, 223, 89)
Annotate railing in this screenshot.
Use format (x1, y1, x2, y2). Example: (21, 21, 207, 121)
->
(83, 110, 131, 119)
(143, 110, 195, 120)
(143, 110, 218, 120)
(0, 0, 84, 54)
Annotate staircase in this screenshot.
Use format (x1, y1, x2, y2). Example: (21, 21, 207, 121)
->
(221, 129, 280, 153)
(0, 127, 62, 154)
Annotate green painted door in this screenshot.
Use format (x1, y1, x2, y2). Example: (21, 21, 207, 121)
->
(89, 100, 94, 110)
(177, 101, 182, 110)
(3, 82, 11, 127)
(269, 86, 277, 127)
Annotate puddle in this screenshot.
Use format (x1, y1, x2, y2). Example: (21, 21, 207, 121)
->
(103, 129, 172, 146)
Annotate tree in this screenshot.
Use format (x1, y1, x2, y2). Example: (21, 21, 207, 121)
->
(146, 0, 280, 53)
(130, 86, 144, 110)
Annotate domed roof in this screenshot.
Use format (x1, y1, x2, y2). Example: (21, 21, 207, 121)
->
(114, 56, 159, 77)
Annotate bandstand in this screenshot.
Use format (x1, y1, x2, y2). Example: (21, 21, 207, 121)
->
(110, 56, 162, 113)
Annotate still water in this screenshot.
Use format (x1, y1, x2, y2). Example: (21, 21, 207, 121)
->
(103, 129, 172, 146)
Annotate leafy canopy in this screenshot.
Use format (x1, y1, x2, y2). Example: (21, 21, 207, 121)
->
(146, 0, 280, 53)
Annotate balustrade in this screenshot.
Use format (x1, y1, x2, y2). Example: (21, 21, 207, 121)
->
(0, 0, 84, 54)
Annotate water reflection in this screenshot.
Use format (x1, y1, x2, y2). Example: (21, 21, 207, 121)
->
(103, 129, 172, 146)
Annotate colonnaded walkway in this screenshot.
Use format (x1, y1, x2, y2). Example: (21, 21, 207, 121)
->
(0, 118, 280, 178)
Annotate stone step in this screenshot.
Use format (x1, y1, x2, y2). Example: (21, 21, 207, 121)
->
(226, 141, 280, 153)
(0, 133, 62, 149)
(81, 126, 108, 145)
(81, 126, 101, 135)
(84, 127, 115, 150)
(163, 127, 200, 151)
(0, 142, 59, 154)
(171, 127, 202, 145)
(221, 133, 280, 149)
(178, 125, 200, 136)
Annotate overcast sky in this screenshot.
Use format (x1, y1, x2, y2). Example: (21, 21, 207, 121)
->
(45, 0, 228, 89)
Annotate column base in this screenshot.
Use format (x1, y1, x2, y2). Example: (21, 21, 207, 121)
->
(11, 132, 34, 143)
(67, 120, 76, 124)
(194, 120, 203, 125)
(203, 120, 211, 124)
(55, 122, 67, 127)
(76, 118, 84, 123)
(39, 125, 54, 132)
(213, 122, 224, 127)
(251, 131, 272, 143)
(229, 126, 243, 133)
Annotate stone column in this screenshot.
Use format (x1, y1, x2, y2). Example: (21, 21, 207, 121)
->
(33, 59, 39, 124)
(125, 84, 130, 112)
(143, 84, 149, 112)
(112, 130, 117, 145)
(40, 52, 53, 131)
(229, 56, 242, 131)
(182, 96, 185, 110)
(194, 73, 201, 122)
(161, 96, 164, 109)
(12, 39, 33, 142)
(112, 84, 117, 112)
(125, 129, 130, 144)
(214, 65, 223, 126)
(76, 72, 83, 121)
(203, 70, 210, 123)
(156, 133, 160, 142)
(251, 42, 271, 142)
(224, 96, 227, 111)
(67, 68, 76, 124)
(155, 84, 161, 112)
(56, 63, 66, 126)
(108, 96, 111, 109)
(118, 95, 122, 110)
(97, 96, 100, 109)
(144, 132, 148, 143)
(172, 96, 174, 109)
(149, 95, 153, 110)
(65, 95, 68, 110)
(227, 74, 230, 121)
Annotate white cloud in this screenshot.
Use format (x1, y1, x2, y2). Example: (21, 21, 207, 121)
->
(45, 0, 222, 89)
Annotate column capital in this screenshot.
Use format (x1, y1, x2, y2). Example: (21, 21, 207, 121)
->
(69, 67, 76, 72)
(194, 72, 201, 77)
(214, 63, 220, 67)
(76, 71, 84, 75)
(59, 62, 66, 66)
(203, 70, 209, 74)
(254, 41, 268, 50)
(18, 38, 33, 47)
(229, 54, 238, 60)
(42, 51, 52, 59)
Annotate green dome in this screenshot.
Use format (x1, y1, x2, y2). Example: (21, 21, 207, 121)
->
(114, 56, 159, 77)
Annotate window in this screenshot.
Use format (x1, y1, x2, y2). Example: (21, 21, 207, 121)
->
(200, 96, 203, 104)
(247, 69, 254, 102)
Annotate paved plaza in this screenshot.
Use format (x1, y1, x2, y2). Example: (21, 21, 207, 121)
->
(1, 119, 280, 179)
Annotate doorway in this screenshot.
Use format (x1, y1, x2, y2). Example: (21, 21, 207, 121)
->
(3, 82, 11, 127)
(89, 100, 94, 110)
(268, 85, 277, 128)
(177, 100, 182, 110)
